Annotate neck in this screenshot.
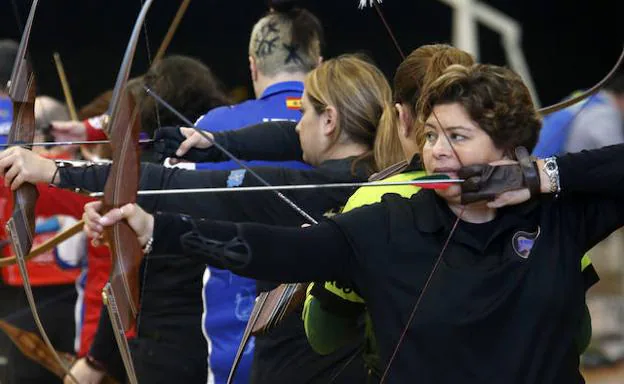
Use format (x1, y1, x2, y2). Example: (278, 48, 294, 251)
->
(254, 72, 306, 98)
(447, 201, 497, 223)
(319, 142, 369, 165)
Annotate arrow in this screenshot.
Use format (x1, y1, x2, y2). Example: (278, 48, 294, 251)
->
(88, 175, 462, 197)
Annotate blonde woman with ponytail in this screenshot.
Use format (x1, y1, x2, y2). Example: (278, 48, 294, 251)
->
(302, 44, 476, 381)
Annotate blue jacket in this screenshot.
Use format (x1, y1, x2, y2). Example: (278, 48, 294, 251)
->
(0, 96, 12, 144)
(532, 92, 608, 157)
(193, 81, 310, 384)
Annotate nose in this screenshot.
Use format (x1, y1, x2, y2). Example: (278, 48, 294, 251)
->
(431, 133, 453, 159)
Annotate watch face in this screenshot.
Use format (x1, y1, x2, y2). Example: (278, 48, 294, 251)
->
(546, 162, 556, 171)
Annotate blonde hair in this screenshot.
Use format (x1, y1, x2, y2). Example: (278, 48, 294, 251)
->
(305, 54, 393, 173)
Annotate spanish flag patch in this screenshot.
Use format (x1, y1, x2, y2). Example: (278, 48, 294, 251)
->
(286, 97, 302, 110)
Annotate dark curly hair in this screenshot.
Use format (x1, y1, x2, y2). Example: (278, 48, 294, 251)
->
(140, 55, 230, 135)
(415, 64, 542, 157)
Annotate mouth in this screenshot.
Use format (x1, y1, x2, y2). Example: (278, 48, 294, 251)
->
(432, 168, 458, 178)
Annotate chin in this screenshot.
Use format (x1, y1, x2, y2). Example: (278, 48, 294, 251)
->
(434, 185, 462, 204)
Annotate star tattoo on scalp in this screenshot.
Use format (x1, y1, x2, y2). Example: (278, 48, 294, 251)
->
(255, 21, 280, 57)
(283, 43, 303, 65)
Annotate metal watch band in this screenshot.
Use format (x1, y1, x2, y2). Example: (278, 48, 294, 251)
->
(542, 157, 560, 194)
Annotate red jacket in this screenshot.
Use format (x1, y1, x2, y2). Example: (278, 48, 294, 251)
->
(0, 179, 112, 355)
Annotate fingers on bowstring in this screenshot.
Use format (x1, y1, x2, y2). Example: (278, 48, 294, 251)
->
(175, 134, 199, 157)
(179, 127, 196, 139)
(457, 164, 485, 179)
(486, 189, 530, 209)
(461, 176, 483, 192)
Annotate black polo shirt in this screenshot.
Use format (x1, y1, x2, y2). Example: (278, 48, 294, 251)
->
(153, 143, 624, 383)
(328, 189, 593, 383)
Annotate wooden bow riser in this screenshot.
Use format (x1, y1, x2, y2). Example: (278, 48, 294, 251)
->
(102, 89, 143, 332)
(6, 65, 38, 257)
(247, 161, 409, 337)
(251, 283, 308, 335)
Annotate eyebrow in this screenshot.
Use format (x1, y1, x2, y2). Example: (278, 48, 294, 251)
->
(424, 123, 473, 132)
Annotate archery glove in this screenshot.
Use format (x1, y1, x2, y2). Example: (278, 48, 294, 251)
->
(153, 126, 214, 163)
(458, 147, 541, 205)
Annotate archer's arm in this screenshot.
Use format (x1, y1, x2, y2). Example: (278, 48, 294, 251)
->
(154, 120, 302, 163)
(147, 211, 352, 283)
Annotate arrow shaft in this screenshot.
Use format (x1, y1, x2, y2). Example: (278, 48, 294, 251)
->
(0, 139, 154, 148)
(89, 179, 463, 197)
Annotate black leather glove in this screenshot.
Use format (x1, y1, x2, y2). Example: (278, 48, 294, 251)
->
(152, 126, 214, 163)
(458, 147, 540, 205)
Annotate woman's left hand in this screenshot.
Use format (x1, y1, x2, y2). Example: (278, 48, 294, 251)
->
(83, 201, 154, 248)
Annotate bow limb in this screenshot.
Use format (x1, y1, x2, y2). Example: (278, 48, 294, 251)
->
(0, 219, 84, 268)
(5, 1, 78, 382)
(98, 1, 155, 383)
(0, 319, 120, 383)
(537, 46, 624, 116)
(0, 319, 76, 378)
(52, 51, 99, 161)
(153, 0, 192, 62)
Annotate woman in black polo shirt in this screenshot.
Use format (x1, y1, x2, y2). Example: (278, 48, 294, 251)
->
(83, 63, 622, 383)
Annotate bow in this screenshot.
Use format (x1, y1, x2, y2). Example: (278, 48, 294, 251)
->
(0, 319, 119, 383)
(97, 1, 156, 383)
(4, 1, 79, 382)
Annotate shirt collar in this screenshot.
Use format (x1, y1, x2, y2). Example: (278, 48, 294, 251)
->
(411, 189, 540, 236)
(405, 154, 423, 172)
(318, 157, 371, 181)
(260, 81, 304, 100)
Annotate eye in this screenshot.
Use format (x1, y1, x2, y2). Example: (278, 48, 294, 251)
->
(424, 131, 437, 143)
(450, 133, 467, 142)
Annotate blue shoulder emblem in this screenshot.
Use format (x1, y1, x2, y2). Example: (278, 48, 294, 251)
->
(227, 169, 246, 188)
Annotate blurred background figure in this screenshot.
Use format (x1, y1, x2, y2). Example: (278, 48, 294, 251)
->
(533, 73, 624, 371)
(1, 95, 82, 384)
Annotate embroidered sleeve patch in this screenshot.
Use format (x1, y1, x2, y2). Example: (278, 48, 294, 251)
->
(227, 169, 246, 187)
(286, 97, 302, 110)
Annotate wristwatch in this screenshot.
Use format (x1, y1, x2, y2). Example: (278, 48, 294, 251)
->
(542, 157, 560, 194)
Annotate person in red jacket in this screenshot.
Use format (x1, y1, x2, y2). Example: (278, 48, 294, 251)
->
(0, 96, 89, 384)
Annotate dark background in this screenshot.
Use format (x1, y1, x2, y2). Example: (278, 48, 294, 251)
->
(0, 0, 622, 111)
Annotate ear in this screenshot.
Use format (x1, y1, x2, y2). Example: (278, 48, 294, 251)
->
(395, 103, 410, 138)
(317, 56, 324, 66)
(321, 106, 338, 137)
(249, 56, 258, 82)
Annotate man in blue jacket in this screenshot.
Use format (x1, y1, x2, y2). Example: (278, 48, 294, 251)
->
(168, 5, 325, 383)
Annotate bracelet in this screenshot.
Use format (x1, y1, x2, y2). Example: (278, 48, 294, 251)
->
(142, 236, 154, 255)
(84, 354, 106, 372)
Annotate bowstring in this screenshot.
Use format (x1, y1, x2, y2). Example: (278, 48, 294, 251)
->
(379, 110, 465, 382)
(10, 0, 24, 35)
(135, 0, 156, 340)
